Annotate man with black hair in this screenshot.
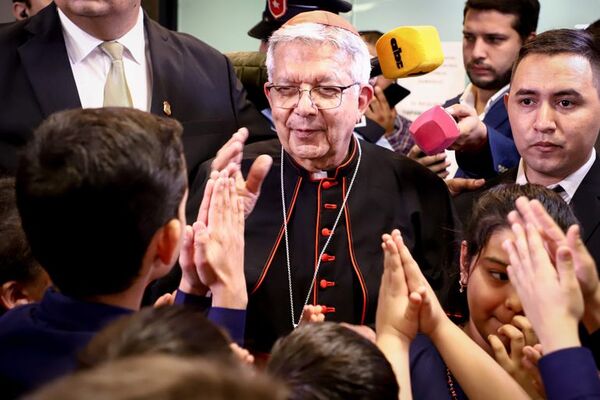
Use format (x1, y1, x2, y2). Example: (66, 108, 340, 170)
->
(444, 0, 539, 179)
(454, 30, 600, 367)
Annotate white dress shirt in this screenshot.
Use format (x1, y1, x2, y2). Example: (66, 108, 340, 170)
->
(516, 148, 596, 204)
(459, 83, 510, 120)
(58, 7, 152, 111)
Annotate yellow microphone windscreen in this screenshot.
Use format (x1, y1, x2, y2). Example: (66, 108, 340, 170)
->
(376, 26, 444, 79)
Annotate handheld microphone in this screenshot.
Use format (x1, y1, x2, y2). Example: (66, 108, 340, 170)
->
(375, 26, 444, 79)
(409, 105, 459, 155)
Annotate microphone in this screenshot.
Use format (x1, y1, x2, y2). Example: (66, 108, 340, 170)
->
(375, 26, 444, 79)
(409, 105, 459, 155)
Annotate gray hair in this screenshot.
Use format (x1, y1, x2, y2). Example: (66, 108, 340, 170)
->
(266, 22, 371, 84)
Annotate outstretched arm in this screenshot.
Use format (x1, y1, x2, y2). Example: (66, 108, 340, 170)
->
(375, 230, 425, 400)
(504, 202, 600, 400)
(510, 197, 600, 334)
(394, 231, 529, 400)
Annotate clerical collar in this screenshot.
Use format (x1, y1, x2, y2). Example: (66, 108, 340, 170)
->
(284, 137, 359, 181)
(515, 148, 596, 204)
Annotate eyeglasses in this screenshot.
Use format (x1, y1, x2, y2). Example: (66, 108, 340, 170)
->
(266, 83, 360, 110)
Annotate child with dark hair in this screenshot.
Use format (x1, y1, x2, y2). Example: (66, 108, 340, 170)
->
(0, 108, 249, 398)
(408, 184, 577, 399)
(26, 354, 286, 400)
(0, 177, 50, 313)
(267, 322, 399, 400)
(78, 305, 237, 370)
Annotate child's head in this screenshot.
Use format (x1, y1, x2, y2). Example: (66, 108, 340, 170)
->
(78, 305, 235, 369)
(16, 108, 187, 299)
(459, 184, 577, 351)
(267, 322, 399, 400)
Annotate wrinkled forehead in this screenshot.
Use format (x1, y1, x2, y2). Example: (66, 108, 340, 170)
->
(271, 40, 353, 82)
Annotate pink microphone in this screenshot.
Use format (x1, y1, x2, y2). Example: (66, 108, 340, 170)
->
(409, 105, 460, 155)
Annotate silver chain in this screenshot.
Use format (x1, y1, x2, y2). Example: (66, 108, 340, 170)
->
(280, 139, 362, 328)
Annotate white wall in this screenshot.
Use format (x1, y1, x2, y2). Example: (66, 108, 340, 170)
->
(178, 0, 600, 52)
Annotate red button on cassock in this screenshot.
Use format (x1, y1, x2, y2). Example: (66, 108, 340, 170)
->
(324, 203, 338, 210)
(320, 254, 336, 262)
(319, 279, 335, 289)
(321, 228, 331, 236)
(322, 306, 336, 314)
(322, 181, 338, 189)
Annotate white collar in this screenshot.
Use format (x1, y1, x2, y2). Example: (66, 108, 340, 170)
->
(459, 83, 510, 118)
(516, 148, 596, 204)
(58, 7, 145, 65)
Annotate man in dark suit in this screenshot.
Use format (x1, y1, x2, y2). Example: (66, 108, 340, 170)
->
(455, 29, 600, 268)
(444, 0, 539, 179)
(0, 0, 271, 180)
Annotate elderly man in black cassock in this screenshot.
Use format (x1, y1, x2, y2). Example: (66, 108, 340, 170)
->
(189, 11, 459, 354)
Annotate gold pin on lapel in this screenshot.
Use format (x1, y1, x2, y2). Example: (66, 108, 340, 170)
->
(163, 101, 172, 116)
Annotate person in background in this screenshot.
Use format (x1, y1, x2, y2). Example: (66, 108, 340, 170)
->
(0, 0, 271, 180)
(248, 0, 352, 53)
(454, 28, 600, 271)
(444, 0, 539, 179)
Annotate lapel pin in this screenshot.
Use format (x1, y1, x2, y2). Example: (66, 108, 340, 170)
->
(163, 101, 172, 116)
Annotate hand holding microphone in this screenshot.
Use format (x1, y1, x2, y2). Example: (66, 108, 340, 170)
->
(374, 26, 460, 156)
(445, 103, 489, 152)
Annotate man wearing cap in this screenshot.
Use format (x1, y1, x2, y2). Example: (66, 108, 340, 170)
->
(249, 0, 352, 53)
(194, 11, 458, 353)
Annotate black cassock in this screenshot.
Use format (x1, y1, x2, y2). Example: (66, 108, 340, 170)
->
(239, 138, 459, 353)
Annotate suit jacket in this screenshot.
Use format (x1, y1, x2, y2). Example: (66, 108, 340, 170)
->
(453, 156, 600, 269)
(444, 92, 519, 179)
(0, 3, 272, 179)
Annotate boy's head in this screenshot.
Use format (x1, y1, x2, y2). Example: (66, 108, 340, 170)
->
(16, 108, 187, 299)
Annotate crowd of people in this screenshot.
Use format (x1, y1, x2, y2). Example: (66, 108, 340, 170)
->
(0, 0, 599, 399)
